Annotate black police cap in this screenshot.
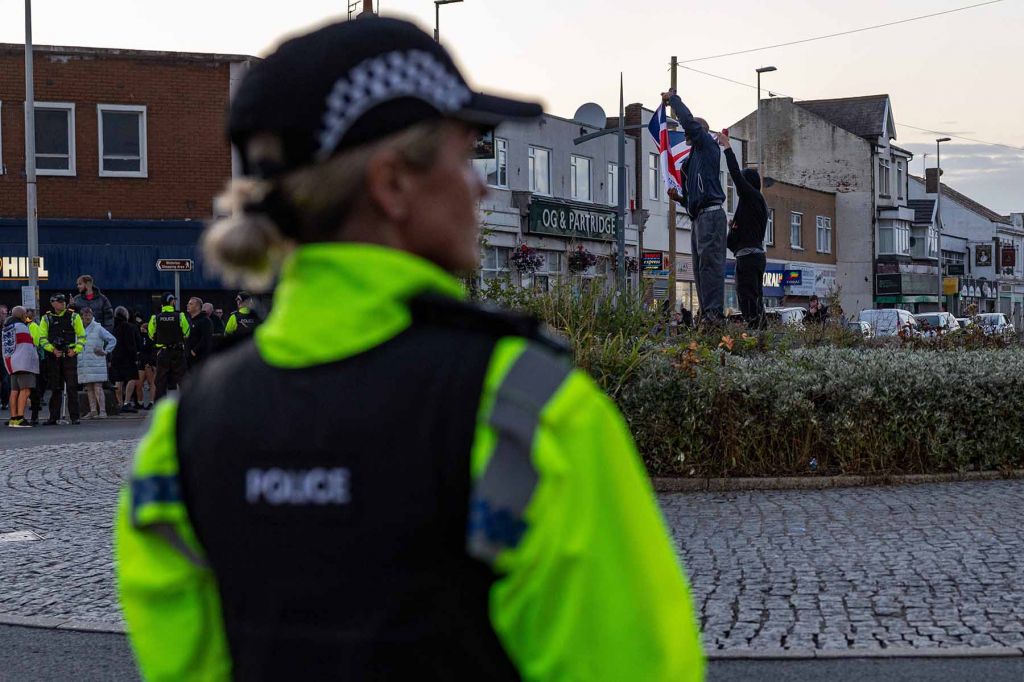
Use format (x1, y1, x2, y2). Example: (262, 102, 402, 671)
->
(49, 293, 66, 303)
(229, 16, 543, 178)
(162, 293, 176, 305)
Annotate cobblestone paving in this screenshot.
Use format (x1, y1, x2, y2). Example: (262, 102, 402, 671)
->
(662, 484, 1024, 653)
(0, 439, 135, 625)
(3, 439, 1024, 653)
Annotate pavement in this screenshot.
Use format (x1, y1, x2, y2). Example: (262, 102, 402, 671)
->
(2, 434, 1024, 669)
(4, 624, 1024, 682)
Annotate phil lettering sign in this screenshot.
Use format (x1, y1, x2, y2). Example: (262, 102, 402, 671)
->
(527, 199, 617, 242)
(0, 257, 49, 281)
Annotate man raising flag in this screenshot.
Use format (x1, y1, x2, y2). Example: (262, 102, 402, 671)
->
(660, 89, 727, 323)
(647, 102, 690, 194)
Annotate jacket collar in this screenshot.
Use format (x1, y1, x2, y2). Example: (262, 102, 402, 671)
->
(256, 243, 465, 368)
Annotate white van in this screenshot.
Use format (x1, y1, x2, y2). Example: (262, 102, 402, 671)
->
(859, 309, 920, 338)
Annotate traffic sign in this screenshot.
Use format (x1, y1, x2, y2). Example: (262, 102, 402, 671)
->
(156, 259, 193, 272)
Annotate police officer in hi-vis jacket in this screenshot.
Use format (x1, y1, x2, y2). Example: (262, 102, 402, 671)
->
(115, 16, 704, 682)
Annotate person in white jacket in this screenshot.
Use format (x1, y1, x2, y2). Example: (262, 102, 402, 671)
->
(78, 306, 116, 419)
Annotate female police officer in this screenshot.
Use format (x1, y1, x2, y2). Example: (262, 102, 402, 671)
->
(116, 16, 703, 682)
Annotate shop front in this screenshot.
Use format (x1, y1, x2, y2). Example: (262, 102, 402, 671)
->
(784, 263, 838, 307)
(724, 260, 787, 312)
(523, 197, 625, 289)
(874, 272, 942, 313)
(0, 218, 233, 314)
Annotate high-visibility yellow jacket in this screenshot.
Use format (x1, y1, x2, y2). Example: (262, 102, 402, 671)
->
(116, 243, 705, 681)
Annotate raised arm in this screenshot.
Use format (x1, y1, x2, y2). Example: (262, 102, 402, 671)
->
(719, 131, 759, 200)
(663, 91, 708, 149)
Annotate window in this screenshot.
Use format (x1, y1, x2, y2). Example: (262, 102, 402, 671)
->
(33, 102, 75, 176)
(816, 216, 832, 253)
(790, 212, 803, 249)
(570, 155, 591, 202)
(98, 104, 147, 177)
(607, 163, 618, 206)
(528, 251, 564, 292)
(528, 146, 550, 195)
(648, 153, 659, 200)
(726, 173, 736, 213)
(0, 101, 4, 175)
(878, 158, 891, 197)
(879, 219, 911, 255)
(480, 246, 511, 283)
(766, 208, 775, 246)
(896, 161, 905, 199)
(474, 137, 507, 188)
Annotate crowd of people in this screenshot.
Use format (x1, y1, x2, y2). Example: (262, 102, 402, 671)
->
(1, 277, 260, 428)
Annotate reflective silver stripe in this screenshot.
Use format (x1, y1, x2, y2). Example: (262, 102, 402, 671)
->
(467, 345, 571, 565)
(150, 523, 208, 569)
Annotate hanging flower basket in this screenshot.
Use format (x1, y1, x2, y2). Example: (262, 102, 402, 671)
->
(624, 255, 639, 274)
(567, 245, 598, 274)
(510, 243, 544, 273)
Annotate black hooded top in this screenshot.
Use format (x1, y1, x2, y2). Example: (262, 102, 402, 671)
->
(724, 147, 769, 256)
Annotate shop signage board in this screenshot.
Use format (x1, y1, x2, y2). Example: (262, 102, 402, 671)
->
(876, 273, 902, 295)
(975, 245, 993, 267)
(642, 251, 663, 271)
(527, 198, 617, 242)
(0, 257, 49, 280)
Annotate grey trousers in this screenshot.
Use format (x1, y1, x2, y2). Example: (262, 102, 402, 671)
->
(690, 207, 728, 320)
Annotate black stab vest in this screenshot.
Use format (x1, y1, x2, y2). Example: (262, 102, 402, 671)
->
(175, 295, 566, 681)
(46, 312, 76, 349)
(154, 311, 184, 346)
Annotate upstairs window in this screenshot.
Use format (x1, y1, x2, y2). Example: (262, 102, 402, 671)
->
(528, 146, 550, 195)
(34, 102, 75, 176)
(98, 105, 147, 177)
(474, 137, 507, 188)
(570, 155, 591, 202)
(878, 158, 891, 197)
(790, 212, 803, 249)
(766, 208, 775, 246)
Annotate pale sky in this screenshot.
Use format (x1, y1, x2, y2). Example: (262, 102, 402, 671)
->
(4, 0, 1023, 213)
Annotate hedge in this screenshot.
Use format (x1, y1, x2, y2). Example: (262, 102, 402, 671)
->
(611, 347, 1024, 478)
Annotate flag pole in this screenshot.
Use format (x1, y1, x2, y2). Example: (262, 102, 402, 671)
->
(667, 56, 678, 312)
(616, 73, 626, 293)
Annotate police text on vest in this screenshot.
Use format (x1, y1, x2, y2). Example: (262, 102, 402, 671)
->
(245, 468, 351, 506)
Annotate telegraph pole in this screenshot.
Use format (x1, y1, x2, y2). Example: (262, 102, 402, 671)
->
(667, 56, 678, 311)
(24, 0, 40, 298)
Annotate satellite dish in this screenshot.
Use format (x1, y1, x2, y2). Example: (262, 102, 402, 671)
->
(574, 102, 608, 130)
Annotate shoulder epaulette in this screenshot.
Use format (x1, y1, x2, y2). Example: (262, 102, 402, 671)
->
(408, 293, 570, 356)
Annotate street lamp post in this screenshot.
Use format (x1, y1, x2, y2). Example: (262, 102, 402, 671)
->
(434, 0, 463, 42)
(24, 0, 40, 299)
(755, 66, 776, 180)
(936, 137, 951, 312)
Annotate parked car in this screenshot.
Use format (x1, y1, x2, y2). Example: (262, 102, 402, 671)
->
(765, 307, 807, 326)
(859, 308, 920, 338)
(913, 312, 961, 337)
(976, 313, 1015, 337)
(845, 320, 873, 338)
(956, 317, 972, 329)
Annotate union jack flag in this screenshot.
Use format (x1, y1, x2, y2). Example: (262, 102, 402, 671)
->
(647, 103, 690, 193)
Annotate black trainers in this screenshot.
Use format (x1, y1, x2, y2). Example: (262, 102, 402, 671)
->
(121, 404, 138, 414)
(43, 420, 58, 426)
(10, 418, 32, 429)
(70, 419, 81, 425)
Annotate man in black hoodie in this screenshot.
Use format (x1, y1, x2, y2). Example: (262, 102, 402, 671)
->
(718, 131, 769, 328)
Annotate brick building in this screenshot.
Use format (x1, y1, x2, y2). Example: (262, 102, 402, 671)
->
(761, 180, 837, 308)
(0, 43, 255, 312)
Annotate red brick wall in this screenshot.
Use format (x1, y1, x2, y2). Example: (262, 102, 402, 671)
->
(765, 182, 838, 265)
(0, 50, 233, 220)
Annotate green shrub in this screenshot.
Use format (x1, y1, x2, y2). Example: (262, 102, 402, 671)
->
(472, 282, 1024, 477)
(620, 347, 1024, 478)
